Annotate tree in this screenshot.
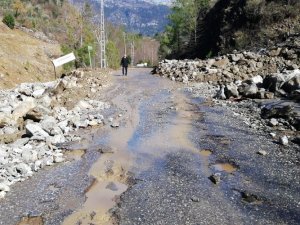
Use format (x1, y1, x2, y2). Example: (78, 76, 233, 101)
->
(12, 0, 26, 18)
(106, 41, 120, 69)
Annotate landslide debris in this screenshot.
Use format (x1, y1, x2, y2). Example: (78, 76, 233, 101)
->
(0, 69, 112, 199)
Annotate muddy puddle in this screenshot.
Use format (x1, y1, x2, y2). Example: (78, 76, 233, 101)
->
(63, 180, 127, 225)
(199, 149, 213, 157)
(212, 163, 238, 173)
(17, 216, 44, 225)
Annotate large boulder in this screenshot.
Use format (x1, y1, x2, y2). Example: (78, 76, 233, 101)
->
(238, 83, 258, 98)
(12, 97, 37, 121)
(224, 83, 239, 98)
(263, 74, 285, 92)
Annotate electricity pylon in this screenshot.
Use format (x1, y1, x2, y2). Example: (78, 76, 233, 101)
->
(100, 0, 106, 68)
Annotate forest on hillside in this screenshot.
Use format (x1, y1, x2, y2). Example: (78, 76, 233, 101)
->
(159, 0, 300, 59)
(0, 0, 160, 69)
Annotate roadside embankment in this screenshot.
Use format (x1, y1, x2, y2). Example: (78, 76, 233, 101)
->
(0, 69, 112, 198)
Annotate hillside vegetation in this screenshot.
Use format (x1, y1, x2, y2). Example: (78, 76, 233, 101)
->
(160, 0, 300, 59)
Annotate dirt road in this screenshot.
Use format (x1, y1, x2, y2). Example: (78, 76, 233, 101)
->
(0, 68, 299, 225)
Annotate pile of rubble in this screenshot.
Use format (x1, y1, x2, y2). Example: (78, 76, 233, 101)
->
(0, 71, 110, 198)
(154, 48, 299, 85)
(155, 48, 300, 145)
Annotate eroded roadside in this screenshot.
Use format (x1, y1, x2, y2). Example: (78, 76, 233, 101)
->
(0, 68, 299, 225)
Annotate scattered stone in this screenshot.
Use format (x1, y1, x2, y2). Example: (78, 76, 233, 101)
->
(111, 121, 120, 128)
(279, 136, 289, 146)
(257, 150, 267, 156)
(208, 173, 221, 184)
(268, 118, 279, 127)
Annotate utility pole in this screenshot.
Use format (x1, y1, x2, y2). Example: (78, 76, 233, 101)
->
(123, 32, 127, 55)
(131, 41, 135, 66)
(100, 0, 106, 68)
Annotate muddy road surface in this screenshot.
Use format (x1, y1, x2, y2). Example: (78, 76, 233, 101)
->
(0, 68, 299, 225)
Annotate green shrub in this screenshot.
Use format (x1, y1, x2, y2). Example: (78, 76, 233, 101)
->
(2, 13, 15, 29)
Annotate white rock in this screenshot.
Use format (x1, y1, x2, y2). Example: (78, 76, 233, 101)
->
(75, 100, 93, 110)
(257, 150, 267, 156)
(0, 183, 10, 192)
(26, 123, 49, 138)
(12, 97, 36, 121)
(279, 136, 289, 146)
(0, 191, 6, 199)
(32, 89, 45, 98)
(251, 75, 263, 84)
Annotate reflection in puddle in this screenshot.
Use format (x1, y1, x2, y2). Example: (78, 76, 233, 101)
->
(63, 180, 127, 225)
(199, 150, 212, 157)
(213, 163, 237, 173)
(17, 216, 44, 225)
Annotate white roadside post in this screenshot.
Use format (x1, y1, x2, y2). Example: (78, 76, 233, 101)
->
(52, 52, 76, 79)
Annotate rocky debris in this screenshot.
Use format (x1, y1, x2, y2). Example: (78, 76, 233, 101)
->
(154, 48, 298, 85)
(156, 48, 300, 148)
(0, 70, 111, 198)
(208, 173, 221, 184)
(279, 136, 289, 146)
(257, 150, 267, 156)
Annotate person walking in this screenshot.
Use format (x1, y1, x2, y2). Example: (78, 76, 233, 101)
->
(121, 54, 129, 76)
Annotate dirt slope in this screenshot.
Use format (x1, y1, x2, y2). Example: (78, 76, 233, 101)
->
(0, 21, 61, 89)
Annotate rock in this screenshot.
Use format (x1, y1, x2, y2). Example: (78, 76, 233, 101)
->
(0, 191, 6, 198)
(225, 83, 239, 98)
(26, 123, 49, 138)
(257, 150, 267, 156)
(282, 73, 300, 93)
(239, 83, 258, 98)
(111, 121, 120, 128)
(17, 83, 33, 96)
(15, 163, 33, 176)
(214, 86, 226, 100)
(279, 136, 289, 146)
(32, 89, 45, 98)
(250, 75, 263, 84)
(0, 183, 10, 192)
(213, 57, 230, 68)
(22, 149, 38, 163)
(0, 106, 12, 114)
(263, 74, 285, 92)
(292, 136, 300, 145)
(261, 105, 294, 119)
(53, 155, 65, 163)
(268, 118, 279, 127)
(182, 74, 189, 84)
(12, 97, 37, 121)
(46, 135, 66, 144)
(268, 48, 282, 57)
(75, 100, 93, 110)
(40, 116, 58, 134)
(270, 133, 276, 138)
(209, 173, 221, 184)
(264, 92, 274, 99)
(24, 106, 50, 122)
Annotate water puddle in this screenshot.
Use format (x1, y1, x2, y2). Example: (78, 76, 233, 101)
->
(199, 149, 213, 157)
(64, 149, 86, 161)
(63, 180, 127, 225)
(17, 216, 44, 225)
(212, 163, 237, 173)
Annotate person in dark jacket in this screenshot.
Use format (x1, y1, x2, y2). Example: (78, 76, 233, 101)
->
(120, 55, 129, 76)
